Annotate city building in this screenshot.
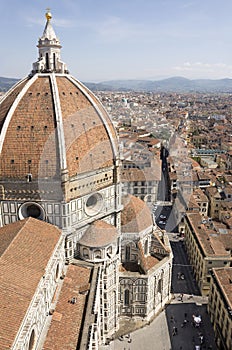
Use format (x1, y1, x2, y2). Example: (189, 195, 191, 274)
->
(191, 188, 209, 217)
(208, 268, 232, 350)
(184, 212, 232, 295)
(121, 151, 161, 204)
(0, 11, 172, 350)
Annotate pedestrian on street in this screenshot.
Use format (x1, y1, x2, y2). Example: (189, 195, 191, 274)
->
(172, 326, 178, 336)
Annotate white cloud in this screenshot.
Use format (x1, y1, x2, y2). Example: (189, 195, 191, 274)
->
(173, 61, 232, 78)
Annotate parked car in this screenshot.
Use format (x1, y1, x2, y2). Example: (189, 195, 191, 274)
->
(160, 215, 166, 219)
(158, 220, 166, 225)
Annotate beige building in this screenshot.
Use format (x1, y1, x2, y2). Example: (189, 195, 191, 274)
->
(121, 150, 161, 204)
(206, 185, 232, 218)
(184, 212, 232, 295)
(191, 188, 209, 217)
(205, 187, 223, 219)
(208, 268, 232, 350)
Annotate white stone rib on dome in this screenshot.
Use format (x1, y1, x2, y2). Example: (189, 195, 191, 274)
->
(0, 75, 37, 154)
(50, 73, 67, 170)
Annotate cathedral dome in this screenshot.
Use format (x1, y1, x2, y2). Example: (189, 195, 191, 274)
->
(0, 11, 119, 202)
(79, 220, 118, 248)
(121, 194, 153, 233)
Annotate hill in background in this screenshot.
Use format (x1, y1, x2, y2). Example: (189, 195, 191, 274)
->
(1, 76, 232, 93)
(0, 77, 20, 92)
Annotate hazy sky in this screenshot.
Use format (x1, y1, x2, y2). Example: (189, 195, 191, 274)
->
(1, 0, 232, 81)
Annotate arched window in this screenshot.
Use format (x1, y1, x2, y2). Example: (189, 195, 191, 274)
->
(55, 263, 59, 280)
(113, 291, 117, 327)
(124, 289, 130, 306)
(144, 239, 148, 255)
(125, 245, 130, 261)
(83, 248, 89, 259)
(28, 329, 36, 350)
(94, 250, 101, 259)
(107, 246, 112, 255)
(157, 278, 162, 293)
(46, 53, 49, 70)
(53, 53, 56, 70)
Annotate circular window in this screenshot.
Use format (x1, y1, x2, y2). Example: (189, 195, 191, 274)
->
(85, 193, 103, 216)
(27, 204, 41, 218)
(18, 202, 46, 221)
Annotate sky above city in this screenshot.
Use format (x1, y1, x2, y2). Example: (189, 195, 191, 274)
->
(2, 0, 232, 82)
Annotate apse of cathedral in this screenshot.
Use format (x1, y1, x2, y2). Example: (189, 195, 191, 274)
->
(0, 11, 173, 350)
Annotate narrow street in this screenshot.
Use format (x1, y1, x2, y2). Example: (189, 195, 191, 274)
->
(170, 237, 200, 295)
(153, 152, 218, 349)
(166, 235, 218, 350)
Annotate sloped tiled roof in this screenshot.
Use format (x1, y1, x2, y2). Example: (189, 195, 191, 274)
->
(121, 194, 153, 233)
(186, 212, 232, 258)
(0, 218, 61, 350)
(138, 241, 159, 273)
(43, 264, 91, 350)
(121, 165, 161, 182)
(212, 268, 232, 309)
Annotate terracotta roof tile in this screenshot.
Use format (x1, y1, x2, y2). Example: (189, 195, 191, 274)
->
(121, 165, 161, 182)
(186, 213, 232, 258)
(0, 218, 61, 350)
(213, 268, 232, 309)
(0, 76, 58, 180)
(79, 220, 118, 247)
(42, 264, 91, 350)
(138, 241, 159, 273)
(121, 194, 153, 233)
(0, 75, 118, 182)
